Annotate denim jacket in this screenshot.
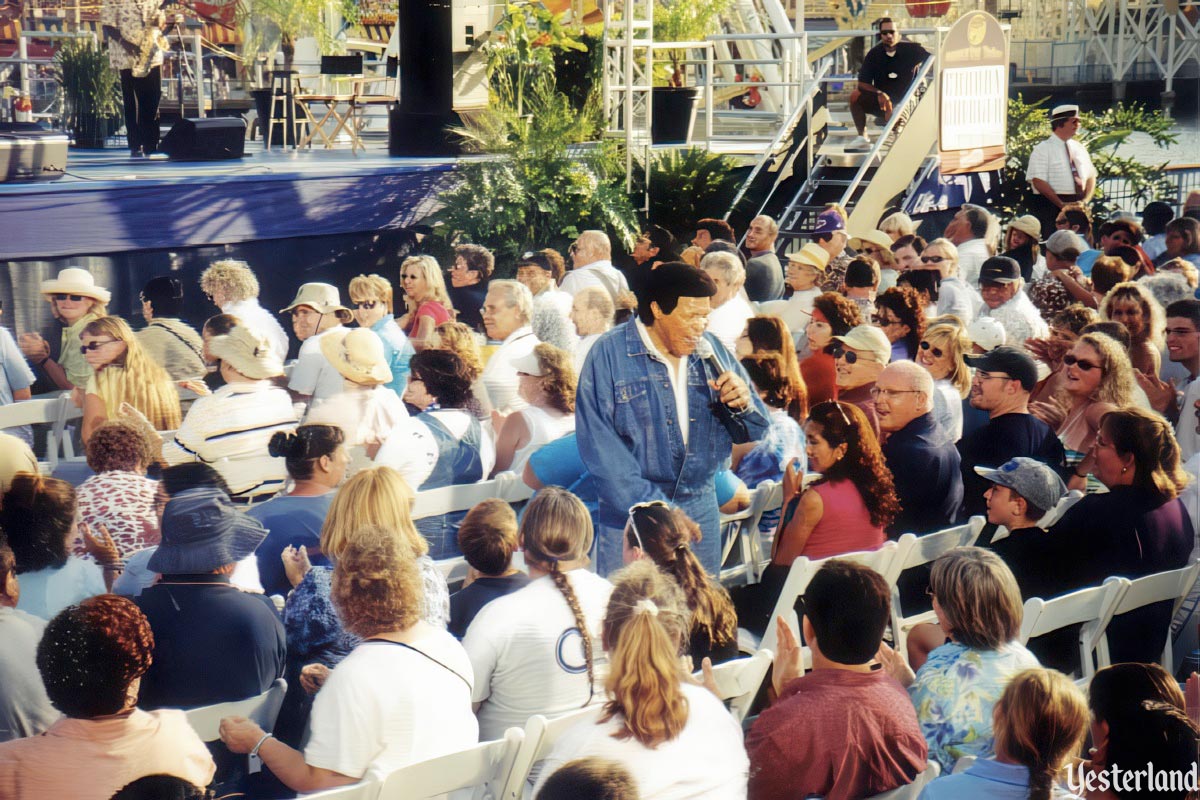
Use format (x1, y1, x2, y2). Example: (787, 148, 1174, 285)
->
(576, 321, 769, 536)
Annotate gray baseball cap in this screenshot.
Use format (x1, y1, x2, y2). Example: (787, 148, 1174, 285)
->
(974, 457, 1067, 514)
(1044, 229, 1088, 257)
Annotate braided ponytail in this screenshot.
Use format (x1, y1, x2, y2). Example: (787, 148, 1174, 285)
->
(992, 669, 1088, 800)
(549, 565, 596, 704)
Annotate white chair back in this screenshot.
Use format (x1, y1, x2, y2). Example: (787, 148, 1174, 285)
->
(749, 541, 900, 657)
(183, 678, 287, 742)
(693, 649, 774, 723)
(304, 782, 381, 799)
(719, 480, 782, 586)
(863, 762, 941, 800)
(378, 727, 524, 800)
(888, 518, 985, 660)
(950, 755, 976, 775)
(1019, 582, 1127, 683)
(1036, 489, 1084, 528)
(1095, 560, 1200, 671)
(501, 706, 597, 800)
(413, 472, 533, 520)
(3, 392, 82, 471)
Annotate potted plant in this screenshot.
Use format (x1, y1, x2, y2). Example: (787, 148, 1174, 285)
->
(55, 38, 122, 149)
(651, 0, 730, 144)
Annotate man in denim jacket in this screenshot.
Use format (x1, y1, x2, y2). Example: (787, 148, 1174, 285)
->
(577, 262, 770, 575)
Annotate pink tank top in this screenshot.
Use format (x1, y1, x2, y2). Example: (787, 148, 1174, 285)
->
(803, 479, 886, 560)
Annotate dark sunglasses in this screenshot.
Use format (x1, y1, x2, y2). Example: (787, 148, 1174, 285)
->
(919, 340, 944, 358)
(354, 301, 380, 309)
(872, 314, 900, 326)
(920, 255, 946, 264)
(53, 293, 86, 302)
(831, 346, 872, 365)
(879, 29, 897, 36)
(1063, 353, 1102, 371)
(79, 339, 118, 353)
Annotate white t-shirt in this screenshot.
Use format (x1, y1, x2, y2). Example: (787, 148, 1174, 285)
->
(559, 260, 630, 300)
(224, 299, 291, 363)
(932, 379, 964, 443)
(706, 293, 755, 356)
(533, 683, 749, 800)
(1178, 377, 1200, 462)
(304, 626, 478, 781)
(464, 570, 614, 742)
(288, 326, 349, 401)
(374, 408, 496, 489)
(481, 327, 539, 413)
(956, 239, 992, 288)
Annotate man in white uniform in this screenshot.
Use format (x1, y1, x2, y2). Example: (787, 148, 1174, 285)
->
(1026, 103, 1097, 239)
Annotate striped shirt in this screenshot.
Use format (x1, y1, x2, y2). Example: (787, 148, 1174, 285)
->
(162, 380, 300, 498)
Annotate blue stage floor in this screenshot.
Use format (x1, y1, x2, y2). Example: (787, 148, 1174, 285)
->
(0, 146, 462, 261)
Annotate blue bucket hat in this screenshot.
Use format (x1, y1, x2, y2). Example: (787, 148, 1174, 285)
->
(147, 487, 268, 574)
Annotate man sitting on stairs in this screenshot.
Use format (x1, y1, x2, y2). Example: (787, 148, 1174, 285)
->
(846, 17, 929, 152)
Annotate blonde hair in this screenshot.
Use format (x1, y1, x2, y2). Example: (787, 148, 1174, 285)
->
(879, 211, 916, 238)
(520, 487, 596, 702)
(349, 274, 395, 314)
(993, 669, 1089, 800)
(320, 466, 427, 560)
(332, 525, 423, 638)
(83, 317, 181, 431)
(434, 321, 483, 380)
(930, 547, 1023, 650)
(1099, 281, 1165, 349)
(400, 255, 452, 313)
(600, 560, 691, 748)
(200, 260, 260, 302)
(923, 318, 972, 398)
(1062, 333, 1137, 407)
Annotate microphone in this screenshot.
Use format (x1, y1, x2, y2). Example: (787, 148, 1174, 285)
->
(693, 337, 725, 384)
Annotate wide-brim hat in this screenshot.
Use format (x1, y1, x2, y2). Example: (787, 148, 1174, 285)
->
(40, 267, 111, 304)
(320, 327, 392, 386)
(147, 487, 268, 574)
(280, 283, 352, 321)
(1007, 215, 1042, 242)
(208, 324, 285, 380)
(786, 243, 831, 272)
(849, 229, 894, 251)
(832, 324, 892, 364)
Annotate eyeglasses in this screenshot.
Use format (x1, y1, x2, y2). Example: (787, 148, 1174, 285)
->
(879, 29, 897, 36)
(920, 255, 946, 264)
(919, 340, 944, 358)
(831, 346, 873, 365)
(354, 301, 380, 310)
(53, 293, 86, 302)
(872, 314, 900, 326)
(869, 386, 922, 399)
(973, 371, 1014, 383)
(862, 247, 882, 257)
(1063, 353, 1101, 371)
(79, 339, 119, 353)
(1164, 327, 1199, 337)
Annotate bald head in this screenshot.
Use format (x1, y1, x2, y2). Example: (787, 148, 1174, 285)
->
(573, 230, 612, 268)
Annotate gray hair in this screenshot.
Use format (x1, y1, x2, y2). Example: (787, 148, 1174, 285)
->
(960, 204, 993, 240)
(532, 299, 578, 353)
(883, 360, 935, 413)
(487, 279, 534, 325)
(576, 230, 612, 263)
(753, 215, 780, 237)
(575, 286, 615, 327)
(701, 251, 746, 289)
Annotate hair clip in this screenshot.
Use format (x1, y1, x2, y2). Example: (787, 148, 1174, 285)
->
(634, 599, 659, 617)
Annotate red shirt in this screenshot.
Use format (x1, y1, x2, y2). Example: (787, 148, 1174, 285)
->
(747, 668, 927, 800)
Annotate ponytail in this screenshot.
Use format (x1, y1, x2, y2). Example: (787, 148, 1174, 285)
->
(268, 424, 344, 480)
(548, 564, 596, 706)
(991, 669, 1088, 800)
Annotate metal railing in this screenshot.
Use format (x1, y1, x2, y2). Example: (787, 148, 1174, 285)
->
(1098, 165, 1200, 213)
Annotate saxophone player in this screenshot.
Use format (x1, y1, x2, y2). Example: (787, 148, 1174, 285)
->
(101, 0, 168, 157)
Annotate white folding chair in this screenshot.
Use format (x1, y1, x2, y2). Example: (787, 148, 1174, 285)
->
(1019, 582, 1128, 685)
(1036, 488, 1084, 528)
(862, 762, 941, 800)
(304, 782, 381, 800)
(950, 755, 976, 775)
(692, 649, 774, 723)
(501, 706, 597, 800)
(377, 727, 524, 800)
(888, 517, 985, 662)
(719, 480, 781, 587)
(183, 678, 287, 741)
(1094, 560, 1200, 673)
(2, 391, 78, 472)
(740, 542, 900, 659)
(413, 473, 533, 521)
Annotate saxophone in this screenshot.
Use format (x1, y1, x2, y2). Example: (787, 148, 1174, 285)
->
(131, 9, 167, 78)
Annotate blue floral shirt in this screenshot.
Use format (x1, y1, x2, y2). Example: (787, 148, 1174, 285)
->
(908, 640, 1040, 772)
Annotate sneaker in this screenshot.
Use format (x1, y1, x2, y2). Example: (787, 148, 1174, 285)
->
(844, 135, 872, 152)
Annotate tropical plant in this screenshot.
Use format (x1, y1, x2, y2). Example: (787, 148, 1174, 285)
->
(54, 38, 122, 148)
(237, 0, 358, 73)
(652, 0, 732, 87)
(486, 1, 588, 117)
(1002, 95, 1178, 219)
(633, 147, 743, 240)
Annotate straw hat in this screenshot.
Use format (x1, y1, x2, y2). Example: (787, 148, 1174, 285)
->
(849, 229, 894, 251)
(279, 283, 352, 321)
(320, 328, 392, 386)
(39, 267, 111, 304)
(207, 324, 285, 380)
(786, 243, 831, 272)
(1007, 215, 1042, 242)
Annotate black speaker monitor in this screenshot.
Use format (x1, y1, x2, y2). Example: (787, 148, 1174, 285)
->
(160, 117, 246, 161)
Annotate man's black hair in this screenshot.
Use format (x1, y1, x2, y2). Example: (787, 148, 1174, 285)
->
(637, 262, 717, 325)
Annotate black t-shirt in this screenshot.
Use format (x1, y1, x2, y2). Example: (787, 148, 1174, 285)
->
(448, 573, 531, 638)
(858, 41, 929, 98)
(957, 412, 1067, 518)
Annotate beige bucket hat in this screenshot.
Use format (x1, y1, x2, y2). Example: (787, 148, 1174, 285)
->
(319, 328, 392, 386)
(279, 283, 352, 322)
(207, 324, 285, 380)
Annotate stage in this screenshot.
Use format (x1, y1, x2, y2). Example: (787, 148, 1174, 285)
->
(0, 145, 462, 262)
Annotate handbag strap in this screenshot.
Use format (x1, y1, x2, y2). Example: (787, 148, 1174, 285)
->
(364, 638, 473, 691)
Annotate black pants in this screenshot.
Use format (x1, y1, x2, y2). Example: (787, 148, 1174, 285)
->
(1030, 192, 1079, 240)
(119, 67, 161, 154)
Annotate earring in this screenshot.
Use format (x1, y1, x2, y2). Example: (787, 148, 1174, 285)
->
(1121, 466, 1128, 474)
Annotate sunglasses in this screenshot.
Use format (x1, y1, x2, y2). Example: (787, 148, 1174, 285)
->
(79, 339, 119, 353)
(53, 293, 86, 302)
(626, 500, 670, 550)
(831, 346, 872, 365)
(862, 247, 882, 256)
(813, 400, 853, 428)
(1063, 353, 1102, 371)
(920, 255, 946, 264)
(879, 29, 897, 36)
(919, 340, 944, 358)
(354, 301, 380, 310)
(872, 314, 900, 326)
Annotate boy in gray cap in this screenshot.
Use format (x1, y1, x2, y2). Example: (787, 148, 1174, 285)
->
(974, 457, 1067, 599)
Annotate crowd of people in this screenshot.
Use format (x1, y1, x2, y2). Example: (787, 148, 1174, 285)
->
(0, 168, 1199, 799)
